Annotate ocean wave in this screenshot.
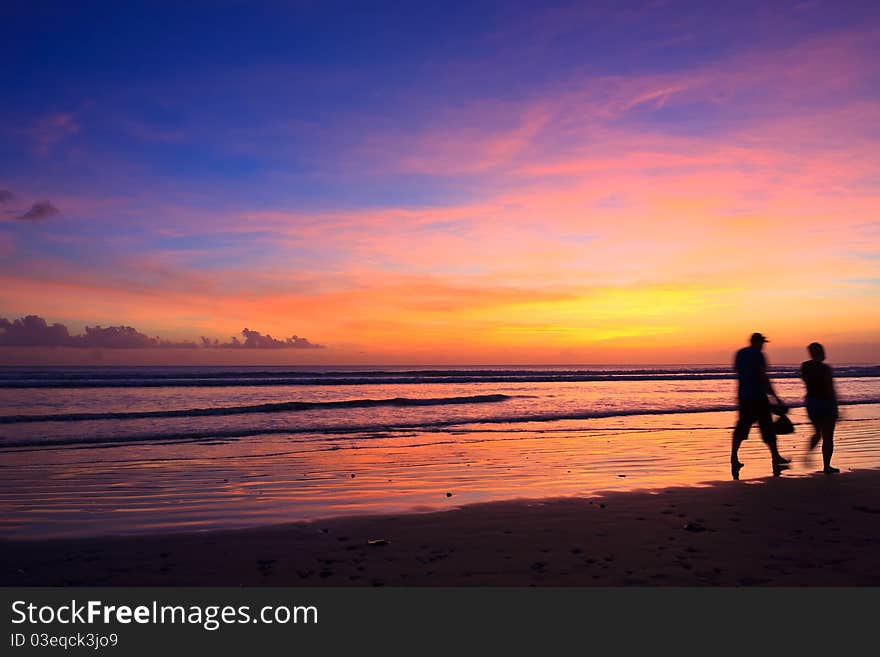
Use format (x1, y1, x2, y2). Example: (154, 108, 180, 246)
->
(2, 398, 878, 451)
(0, 393, 513, 424)
(1, 365, 878, 388)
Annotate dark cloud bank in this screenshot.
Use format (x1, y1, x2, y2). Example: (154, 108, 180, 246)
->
(200, 329, 321, 349)
(0, 316, 323, 349)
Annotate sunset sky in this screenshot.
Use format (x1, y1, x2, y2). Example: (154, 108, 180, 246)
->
(1, 0, 879, 365)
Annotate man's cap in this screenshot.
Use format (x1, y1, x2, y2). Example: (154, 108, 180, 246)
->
(750, 332, 769, 343)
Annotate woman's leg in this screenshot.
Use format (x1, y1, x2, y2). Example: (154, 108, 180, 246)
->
(808, 422, 821, 450)
(822, 420, 838, 472)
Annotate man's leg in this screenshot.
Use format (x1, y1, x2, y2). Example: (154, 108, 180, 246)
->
(731, 403, 753, 467)
(757, 407, 789, 470)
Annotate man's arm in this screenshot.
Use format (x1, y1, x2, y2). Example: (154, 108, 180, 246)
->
(760, 354, 780, 401)
(764, 374, 780, 400)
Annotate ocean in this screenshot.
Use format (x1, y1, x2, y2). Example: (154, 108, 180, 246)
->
(2, 364, 879, 538)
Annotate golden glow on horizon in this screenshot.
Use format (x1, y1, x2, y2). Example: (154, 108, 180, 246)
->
(1, 26, 879, 366)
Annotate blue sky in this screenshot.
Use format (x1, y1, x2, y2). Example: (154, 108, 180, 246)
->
(1, 1, 879, 364)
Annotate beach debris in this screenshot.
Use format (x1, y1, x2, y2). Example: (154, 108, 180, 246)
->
(350, 474, 356, 478)
(367, 539, 389, 547)
(446, 492, 453, 497)
(683, 522, 707, 533)
(618, 474, 626, 478)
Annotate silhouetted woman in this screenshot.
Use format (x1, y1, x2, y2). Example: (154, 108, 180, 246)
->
(800, 342, 839, 473)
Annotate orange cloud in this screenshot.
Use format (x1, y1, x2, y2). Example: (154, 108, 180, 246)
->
(2, 25, 879, 365)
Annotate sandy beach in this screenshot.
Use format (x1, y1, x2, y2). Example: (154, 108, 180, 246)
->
(4, 468, 879, 586)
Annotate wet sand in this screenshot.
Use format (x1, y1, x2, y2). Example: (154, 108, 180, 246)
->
(4, 406, 879, 541)
(3, 468, 880, 586)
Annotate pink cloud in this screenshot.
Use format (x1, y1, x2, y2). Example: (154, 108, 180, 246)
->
(2, 23, 879, 363)
(27, 113, 80, 156)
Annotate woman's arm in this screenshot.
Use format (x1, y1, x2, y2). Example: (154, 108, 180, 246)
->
(825, 365, 836, 401)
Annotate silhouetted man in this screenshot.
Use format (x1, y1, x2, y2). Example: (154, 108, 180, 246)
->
(731, 332, 789, 478)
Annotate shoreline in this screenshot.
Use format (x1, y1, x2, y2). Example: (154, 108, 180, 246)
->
(4, 468, 880, 586)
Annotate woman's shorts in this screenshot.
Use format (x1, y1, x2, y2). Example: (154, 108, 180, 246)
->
(806, 397, 838, 424)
